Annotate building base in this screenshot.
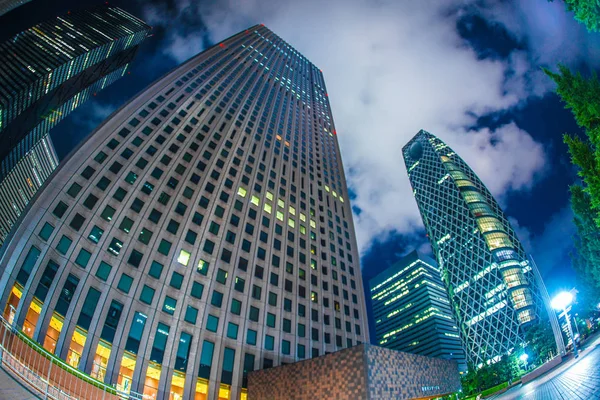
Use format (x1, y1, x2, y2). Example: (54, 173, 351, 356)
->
(248, 344, 460, 399)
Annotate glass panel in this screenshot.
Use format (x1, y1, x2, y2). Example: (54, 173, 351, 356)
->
(462, 190, 486, 204)
(198, 340, 214, 379)
(484, 232, 513, 250)
(67, 326, 87, 368)
(43, 312, 64, 353)
(476, 217, 505, 234)
(118, 312, 147, 394)
(218, 384, 231, 400)
(91, 339, 112, 382)
(195, 378, 209, 400)
(143, 362, 162, 399)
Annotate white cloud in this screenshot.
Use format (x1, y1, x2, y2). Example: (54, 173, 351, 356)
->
(139, 0, 589, 254)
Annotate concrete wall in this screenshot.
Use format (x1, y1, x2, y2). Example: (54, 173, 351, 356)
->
(521, 355, 563, 384)
(248, 344, 460, 400)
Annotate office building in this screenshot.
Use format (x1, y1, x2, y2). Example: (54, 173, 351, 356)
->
(0, 137, 59, 241)
(0, 0, 30, 16)
(369, 250, 466, 371)
(0, 25, 369, 399)
(402, 130, 563, 368)
(0, 5, 150, 245)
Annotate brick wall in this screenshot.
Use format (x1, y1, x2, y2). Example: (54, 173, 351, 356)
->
(365, 344, 460, 399)
(248, 344, 460, 400)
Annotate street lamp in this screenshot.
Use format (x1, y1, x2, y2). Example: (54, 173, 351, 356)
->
(551, 291, 579, 358)
(519, 353, 529, 370)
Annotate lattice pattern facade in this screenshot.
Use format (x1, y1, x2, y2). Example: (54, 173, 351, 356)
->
(0, 25, 369, 400)
(402, 130, 556, 368)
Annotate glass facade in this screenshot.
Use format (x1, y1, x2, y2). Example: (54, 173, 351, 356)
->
(0, 5, 150, 246)
(402, 130, 560, 368)
(369, 250, 466, 372)
(0, 24, 369, 399)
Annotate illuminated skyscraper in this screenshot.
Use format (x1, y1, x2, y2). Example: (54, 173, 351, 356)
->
(0, 25, 369, 399)
(0, 0, 30, 16)
(0, 5, 150, 245)
(402, 130, 563, 368)
(369, 250, 466, 372)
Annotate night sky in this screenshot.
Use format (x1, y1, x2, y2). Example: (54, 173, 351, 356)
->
(2, 0, 598, 340)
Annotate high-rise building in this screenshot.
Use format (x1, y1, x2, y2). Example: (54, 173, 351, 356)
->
(369, 250, 466, 372)
(0, 0, 30, 16)
(0, 25, 369, 400)
(0, 5, 150, 246)
(402, 130, 563, 368)
(0, 136, 59, 240)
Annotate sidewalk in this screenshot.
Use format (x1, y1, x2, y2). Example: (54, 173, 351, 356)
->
(0, 366, 39, 400)
(491, 333, 600, 399)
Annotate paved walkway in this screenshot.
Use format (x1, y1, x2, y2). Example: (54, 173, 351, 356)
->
(0, 366, 39, 400)
(493, 336, 600, 400)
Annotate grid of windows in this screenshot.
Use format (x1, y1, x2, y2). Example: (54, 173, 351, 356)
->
(0, 5, 150, 247)
(402, 130, 561, 368)
(369, 250, 466, 372)
(0, 25, 369, 400)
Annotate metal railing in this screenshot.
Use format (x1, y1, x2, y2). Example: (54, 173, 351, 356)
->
(0, 314, 141, 399)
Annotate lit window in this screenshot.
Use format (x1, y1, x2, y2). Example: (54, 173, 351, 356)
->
(198, 259, 209, 275)
(237, 187, 247, 197)
(178, 250, 191, 266)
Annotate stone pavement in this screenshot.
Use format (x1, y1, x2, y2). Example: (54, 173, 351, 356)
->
(493, 338, 600, 400)
(0, 366, 39, 400)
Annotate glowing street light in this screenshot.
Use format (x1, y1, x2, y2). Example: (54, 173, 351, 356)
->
(551, 291, 578, 358)
(519, 352, 529, 370)
(551, 291, 573, 311)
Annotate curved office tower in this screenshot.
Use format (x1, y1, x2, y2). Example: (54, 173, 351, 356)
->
(0, 25, 369, 399)
(402, 130, 562, 368)
(0, 5, 150, 246)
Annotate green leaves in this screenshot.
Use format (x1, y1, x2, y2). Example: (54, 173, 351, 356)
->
(545, 64, 600, 302)
(565, 0, 600, 32)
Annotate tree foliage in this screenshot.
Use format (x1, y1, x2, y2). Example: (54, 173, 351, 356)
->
(570, 185, 600, 294)
(564, 0, 600, 32)
(460, 355, 524, 396)
(545, 66, 600, 300)
(545, 67, 600, 222)
(524, 320, 559, 365)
